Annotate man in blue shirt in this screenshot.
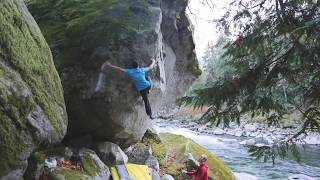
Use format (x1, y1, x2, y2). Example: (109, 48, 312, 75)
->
(102, 59, 156, 119)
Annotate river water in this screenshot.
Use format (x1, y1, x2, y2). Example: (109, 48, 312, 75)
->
(154, 120, 320, 180)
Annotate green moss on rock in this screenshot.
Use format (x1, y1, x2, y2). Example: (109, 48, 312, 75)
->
(80, 154, 100, 177)
(0, 0, 66, 138)
(188, 54, 202, 77)
(0, 115, 31, 176)
(48, 168, 91, 180)
(159, 133, 235, 180)
(141, 130, 166, 166)
(0, 0, 67, 177)
(27, 0, 154, 68)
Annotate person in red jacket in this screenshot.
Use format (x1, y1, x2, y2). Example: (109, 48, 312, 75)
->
(183, 154, 209, 180)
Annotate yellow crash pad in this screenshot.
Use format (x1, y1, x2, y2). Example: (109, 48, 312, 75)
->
(111, 163, 151, 180)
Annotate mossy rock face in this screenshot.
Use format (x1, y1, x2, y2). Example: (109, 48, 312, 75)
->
(159, 133, 235, 180)
(0, 0, 67, 178)
(23, 151, 46, 180)
(79, 149, 110, 179)
(48, 168, 92, 180)
(141, 129, 166, 166)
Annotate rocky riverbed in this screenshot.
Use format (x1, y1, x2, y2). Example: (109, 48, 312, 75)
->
(155, 108, 320, 147)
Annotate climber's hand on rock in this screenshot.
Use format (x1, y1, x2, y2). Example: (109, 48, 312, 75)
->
(104, 61, 111, 67)
(101, 61, 110, 70)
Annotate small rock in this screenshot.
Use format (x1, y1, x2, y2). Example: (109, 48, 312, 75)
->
(235, 130, 244, 137)
(213, 128, 225, 135)
(24, 152, 45, 180)
(79, 148, 110, 180)
(240, 139, 255, 146)
(225, 130, 235, 136)
(161, 174, 175, 180)
(150, 168, 161, 180)
(303, 133, 320, 145)
(255, 143, 271, 148)
(94, 141, 128, 166)
(244, 124, 257, 132)
(146, 155, 160, 172)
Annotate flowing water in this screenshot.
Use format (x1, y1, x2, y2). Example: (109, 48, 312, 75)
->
(154, 120, 320, 180)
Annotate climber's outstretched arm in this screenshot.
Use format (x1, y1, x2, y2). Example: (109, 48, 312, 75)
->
(145, 59, 156, 71)
(102, 61, 125, 73)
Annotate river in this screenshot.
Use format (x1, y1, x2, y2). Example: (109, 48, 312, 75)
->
(153, 119, 320, 180)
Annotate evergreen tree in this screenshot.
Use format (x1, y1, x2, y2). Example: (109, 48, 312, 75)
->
(181, 0, 320, 162)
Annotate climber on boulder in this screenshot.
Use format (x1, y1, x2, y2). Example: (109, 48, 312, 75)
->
(101, 59, 156, 119)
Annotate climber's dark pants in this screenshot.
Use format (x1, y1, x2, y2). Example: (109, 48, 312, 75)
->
(139, 85, 152, 116)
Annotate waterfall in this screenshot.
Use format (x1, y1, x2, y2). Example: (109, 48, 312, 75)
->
(95, 72, 106, 93)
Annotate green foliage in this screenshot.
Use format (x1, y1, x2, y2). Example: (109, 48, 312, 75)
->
(80, 154, 100, 177)
(247, 143, 302, 164)
(181, 0, 320, 162)
(203, 36, 234, 84)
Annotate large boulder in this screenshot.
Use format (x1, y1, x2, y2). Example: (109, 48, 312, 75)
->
(27, 0, 199, 147)
(159, 133, 235, 180)
(0, 0, 67, 178)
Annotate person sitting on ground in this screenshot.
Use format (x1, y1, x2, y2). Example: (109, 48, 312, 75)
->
(183, 154, 209, 180)
(101, 59, 156, 119)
